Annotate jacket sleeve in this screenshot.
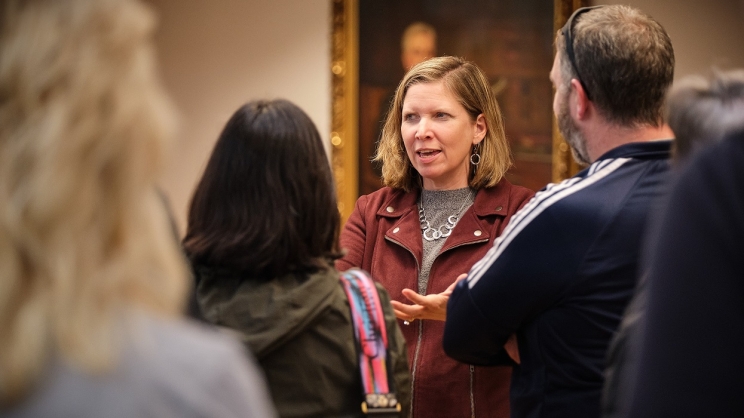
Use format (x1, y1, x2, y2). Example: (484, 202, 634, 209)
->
(376, 282, 412, 417)
(336, 195, 370, 271)
(443, 207, 575, 366)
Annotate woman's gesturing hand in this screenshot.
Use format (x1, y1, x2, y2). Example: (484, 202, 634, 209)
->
(391, 273, 468, 322)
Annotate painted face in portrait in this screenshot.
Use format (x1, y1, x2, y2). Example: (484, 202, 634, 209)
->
(551, 54, 591, 166)
(401, 81, 485, 190)
(401, 32, 437, 71)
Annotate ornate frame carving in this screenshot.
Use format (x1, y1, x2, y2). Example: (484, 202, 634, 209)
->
(331, 0, 589, 223)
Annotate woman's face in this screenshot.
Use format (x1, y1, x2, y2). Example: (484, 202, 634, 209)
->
(401, 81, 485, 190)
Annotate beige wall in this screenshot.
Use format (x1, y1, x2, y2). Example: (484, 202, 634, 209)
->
(149, 0, 330, 234)
(152, 0, 744, 234)
(597, 0, 744, 78)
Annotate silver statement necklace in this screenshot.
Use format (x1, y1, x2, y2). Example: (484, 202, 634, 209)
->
(418, 190, 475, 242)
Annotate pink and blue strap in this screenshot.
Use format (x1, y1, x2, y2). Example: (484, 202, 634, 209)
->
(340, 268, 400, 415)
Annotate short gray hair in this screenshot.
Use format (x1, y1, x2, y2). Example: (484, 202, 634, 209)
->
(556, 5, 675, 127)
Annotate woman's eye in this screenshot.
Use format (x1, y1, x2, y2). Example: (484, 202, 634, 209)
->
(435, 112, 448, 119)
(403, 113, 419, 122)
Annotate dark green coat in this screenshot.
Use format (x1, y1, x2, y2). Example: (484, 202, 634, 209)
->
(195, 265, 411, 418)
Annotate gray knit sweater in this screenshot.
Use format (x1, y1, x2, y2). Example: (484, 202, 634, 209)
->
(417, 187, 475, 294)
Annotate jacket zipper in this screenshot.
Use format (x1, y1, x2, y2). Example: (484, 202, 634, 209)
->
(385, 235, 420, 418)
(386, 235, 488, 417)
(438, 239, 487, 418)
(411, 318, 424, 417)
(470, 365, 475, 418)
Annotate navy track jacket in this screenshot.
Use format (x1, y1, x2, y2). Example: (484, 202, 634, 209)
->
(444, 140, 672, 418)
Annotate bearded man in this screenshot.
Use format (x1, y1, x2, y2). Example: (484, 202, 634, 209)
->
(443, 5, 675, 418)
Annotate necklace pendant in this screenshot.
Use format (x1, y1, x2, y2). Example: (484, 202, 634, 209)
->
(423, 228, 439, 241)
(419, 190, 475, 242)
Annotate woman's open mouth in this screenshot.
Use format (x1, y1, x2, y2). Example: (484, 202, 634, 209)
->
(417, 149, 441, 159)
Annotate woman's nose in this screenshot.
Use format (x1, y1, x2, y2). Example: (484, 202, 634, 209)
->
(415, 118, 431, 140)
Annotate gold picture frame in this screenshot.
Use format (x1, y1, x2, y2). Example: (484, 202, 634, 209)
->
(331, 0, 590, 223)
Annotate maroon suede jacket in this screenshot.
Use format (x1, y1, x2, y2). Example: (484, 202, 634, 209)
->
(337, 179, 534, 418)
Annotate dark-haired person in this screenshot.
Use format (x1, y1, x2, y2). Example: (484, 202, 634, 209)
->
(627, 133, 744, 418)
(183, 99, 411, 418)
(602, 69, 744, 418)
(337, 56, 535, 418)
(443, 5, 675, 418)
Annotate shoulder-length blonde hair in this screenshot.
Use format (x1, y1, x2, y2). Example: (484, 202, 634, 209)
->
(375, 56, 512, 192)
(0, 0, 187, 405)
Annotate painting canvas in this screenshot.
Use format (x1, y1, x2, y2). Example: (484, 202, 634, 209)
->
(357, 0, 555, 196)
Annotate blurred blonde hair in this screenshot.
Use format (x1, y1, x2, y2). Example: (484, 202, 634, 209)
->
(0, 0, 188, 405)
(376, 56, 512, 192)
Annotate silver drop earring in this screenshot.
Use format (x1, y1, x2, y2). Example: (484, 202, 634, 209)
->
(470, 143, 481, 166)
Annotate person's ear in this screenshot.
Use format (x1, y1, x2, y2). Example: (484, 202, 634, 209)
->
(473, 114, 487, 144)
(570, 79, 590, 120)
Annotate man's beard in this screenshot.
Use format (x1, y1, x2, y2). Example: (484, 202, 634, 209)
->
(557, 95, 591, 166)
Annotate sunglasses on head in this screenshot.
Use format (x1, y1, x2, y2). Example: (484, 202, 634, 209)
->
(561, 5, 604, 101)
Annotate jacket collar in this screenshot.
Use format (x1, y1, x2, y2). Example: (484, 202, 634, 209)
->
(596, 139, 673, 161)
(195, 266, 340, 359)
(375, 180, 514, 219)
(375, 181, 516, 262)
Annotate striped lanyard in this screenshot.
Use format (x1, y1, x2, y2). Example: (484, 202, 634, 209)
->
(339, 268, 400, 415)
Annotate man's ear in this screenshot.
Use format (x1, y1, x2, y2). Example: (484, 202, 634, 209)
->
(570, 78, 590, 120)
(473, 114, 487, 144)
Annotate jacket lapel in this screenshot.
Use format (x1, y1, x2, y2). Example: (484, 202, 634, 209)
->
(379, 190, 423, 263)
(377, 184, 513, 263)
(439, 185, 508, 254)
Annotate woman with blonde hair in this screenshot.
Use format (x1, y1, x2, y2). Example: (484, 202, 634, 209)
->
(337, 56, 534, 417)
(0, 0, 275, 416)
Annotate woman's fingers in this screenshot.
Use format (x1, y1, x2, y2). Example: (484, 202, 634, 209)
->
(401, 288, 429, 305)
(504, 334, 520, 364)
(444, 273, 469, 293)
(391, 300, 419, 319)
(393, 286, 455, 322)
